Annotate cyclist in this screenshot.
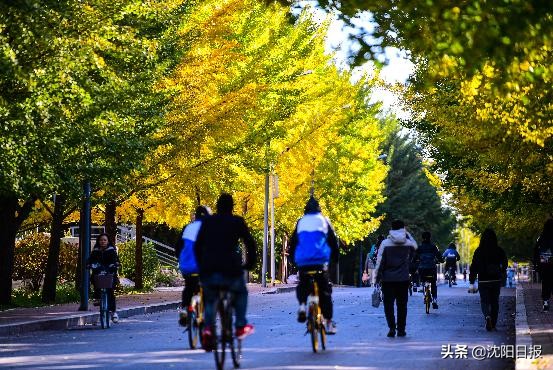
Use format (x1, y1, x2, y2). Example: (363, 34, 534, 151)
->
(289, 196, 339, 335)
(175, 205, 211, 326)
(88, 233, 120, 323)
(194, 193, 257, 350)
(443, 242, 460, 285)
(416, 231, 444, 308)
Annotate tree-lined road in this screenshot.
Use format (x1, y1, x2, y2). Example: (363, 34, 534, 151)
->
(0, 284, 514, 369)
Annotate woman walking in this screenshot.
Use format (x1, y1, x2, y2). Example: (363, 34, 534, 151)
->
(468, 228, 508, 331)
(533, 219, 553, 311)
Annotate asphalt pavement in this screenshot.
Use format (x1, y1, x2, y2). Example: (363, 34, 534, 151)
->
(0, 281, 515, 370)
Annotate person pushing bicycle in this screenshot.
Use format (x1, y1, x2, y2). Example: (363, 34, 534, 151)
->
(416, 231, 444, 309)
(194, 193, 257, 351)
(289, 196, 339, 335)
(175, 205, 211, 326)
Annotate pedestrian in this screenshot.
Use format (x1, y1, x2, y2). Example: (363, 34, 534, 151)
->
(533, 219, 553, 311)
(463, 268, 467, 282)
(365, 235, 385, 287)
(468, 228, 508, 331)
(375, 219, 417, 337)
(506, 267, 515, 288)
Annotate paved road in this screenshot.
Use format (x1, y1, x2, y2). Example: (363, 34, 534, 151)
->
(0, 282, 515, 370)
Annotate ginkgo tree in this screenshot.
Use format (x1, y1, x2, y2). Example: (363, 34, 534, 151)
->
(117, 0, 390, 254)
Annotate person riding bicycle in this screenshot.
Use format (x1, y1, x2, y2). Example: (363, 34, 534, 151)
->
(87, 233, 120, 323)
(416, 231, 444, 309)
(289, 196, 339, 335)
(175, 205, 211, 326)
(443, 243, 460, 285)
(194, 193, 257, 350)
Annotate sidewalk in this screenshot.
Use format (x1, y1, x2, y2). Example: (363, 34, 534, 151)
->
(0, 283, 296, 336)
(517, 282, 553, 370)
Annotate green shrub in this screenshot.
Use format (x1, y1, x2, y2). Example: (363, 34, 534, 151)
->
(155, 268, 183, 287)
(117, 240, 160, 289)
(13, 233, 79, 292)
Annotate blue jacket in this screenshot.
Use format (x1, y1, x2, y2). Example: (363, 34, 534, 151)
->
(177, 220, 202, 275)
(443, 248, 460, 265)
(290, 212, 339, 268)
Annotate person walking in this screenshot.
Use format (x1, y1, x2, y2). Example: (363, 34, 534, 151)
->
(365, 235, 385, 287)
(375, 219, 417, 337)
(533, 219, 553, 311)
(468, 228, 508, 331)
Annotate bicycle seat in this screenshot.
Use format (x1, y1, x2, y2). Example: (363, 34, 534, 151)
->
(305, 270, 324, 275)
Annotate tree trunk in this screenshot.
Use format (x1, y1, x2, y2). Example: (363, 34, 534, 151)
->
(0, 195, 35, 305)
(75, 207, 83, 291)
(105, 199, 117, 245)
(135, 209, 144, 290)
(41, 194, 66, 303)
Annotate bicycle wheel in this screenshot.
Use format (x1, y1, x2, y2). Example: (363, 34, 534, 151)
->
(214, 303, 226, 370)
(99, 291, 107, 329)
(309, 306, 319, 353)
(319, 317, 326, 351)
(228, 308, 241, 369)
(187, 310, 199, 349)
(424, 290, 430, 314)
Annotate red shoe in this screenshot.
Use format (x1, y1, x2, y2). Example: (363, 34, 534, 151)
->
(201, 327, 214, 352)
(235, 324, 255, 340)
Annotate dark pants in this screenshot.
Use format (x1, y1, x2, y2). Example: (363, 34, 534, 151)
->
(182, 274, 200, 307)
(541, 269, 553, 301)
(382, 281, 409, 331)
(419, 268, 438, 299)
(478, 282, 501, 326)
(202, 273, 248, 328)
(297, 270, 333, 320)
(445, 263, 457, 281)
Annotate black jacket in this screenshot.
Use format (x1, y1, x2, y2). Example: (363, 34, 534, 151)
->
(533, 236, 553, 273)
(194, 213, 257, 277)
(469, 245, 507, 285)
(417, 241, 443, 270)
(87, 245, 120, 274)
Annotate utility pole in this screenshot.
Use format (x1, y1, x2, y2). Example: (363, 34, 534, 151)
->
(262, 173, 269, 287)
(78, 181, 91, 311)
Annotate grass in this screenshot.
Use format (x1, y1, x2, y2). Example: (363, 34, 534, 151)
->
(0, 283, 80, 311)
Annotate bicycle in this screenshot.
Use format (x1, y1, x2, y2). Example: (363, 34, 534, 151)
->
(446, 266, 455, 287)
(93, 271, 114, 329)
(213, 288, 241, 370)
(187, 284, 204, 349)
(304, 270, 326, 353)
(421, 276, 433, 314)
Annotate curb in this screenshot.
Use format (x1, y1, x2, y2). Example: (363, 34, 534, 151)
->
(515, 283, 535, 370)
(0, 286, 297, 337)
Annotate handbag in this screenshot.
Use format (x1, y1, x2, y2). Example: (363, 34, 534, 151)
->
(371, 285, 382, 308)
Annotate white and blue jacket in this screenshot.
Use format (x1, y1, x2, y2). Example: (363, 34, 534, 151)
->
(289, 212, 338, 268)
(176, 220, 202, 275)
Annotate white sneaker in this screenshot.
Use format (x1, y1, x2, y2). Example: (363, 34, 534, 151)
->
(325, 320, 337, 335)
(297, 304, 306, 323)
(111, 312, 119, 323)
